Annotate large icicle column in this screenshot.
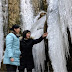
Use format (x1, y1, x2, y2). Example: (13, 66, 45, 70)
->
(58, 0, 71, 57)
(59, 0, 72, 43)
(20, 0, 34, 31)
(47, 0, 69, 72)
(0, 0, 4, 68)
(31, 11, 46, 72)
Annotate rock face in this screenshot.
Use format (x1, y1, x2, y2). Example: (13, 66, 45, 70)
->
(31, 0, 47, 15)
(8, 0, 20, 29)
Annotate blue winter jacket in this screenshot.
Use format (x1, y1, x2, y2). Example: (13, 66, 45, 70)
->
(3, 33, 21, 66)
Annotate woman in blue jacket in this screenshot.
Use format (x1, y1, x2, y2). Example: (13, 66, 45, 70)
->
(3, 24, 21, 72)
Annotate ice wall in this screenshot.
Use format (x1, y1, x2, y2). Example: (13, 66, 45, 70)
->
(47, 0, 70, 72)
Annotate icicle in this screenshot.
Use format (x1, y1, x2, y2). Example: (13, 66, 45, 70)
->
(65, 0, 72, 43)
(31, 15, 46, 33)
(20, 0, 34, 31)
(2, 0, 8, 36)
(47, 0, 68, 72)
(59, 0, 72, 43)
(0, 0, 4, 68)
(31, 11, 47, 33)
(58, 0, 70, 57)
(31, 13, 46, 72)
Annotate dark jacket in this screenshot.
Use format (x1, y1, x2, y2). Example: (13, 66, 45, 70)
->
(19, 36, 44, 69)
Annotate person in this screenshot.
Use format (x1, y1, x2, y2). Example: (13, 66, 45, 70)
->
(3, 24, 21, 72)
(18, 30, 48, 72)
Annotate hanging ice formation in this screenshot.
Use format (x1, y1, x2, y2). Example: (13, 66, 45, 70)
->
(20, 0, 34, 31)
(60, 0, 72, 43)
(2, 0, 8, 36)
(0, 0, 4, 68)
(58, 0, 71, 57)
(47, 0, 71, 72)
(31, 11, 46, 72)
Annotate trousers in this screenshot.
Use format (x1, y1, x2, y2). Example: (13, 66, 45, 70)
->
(6, 64, 17, 72)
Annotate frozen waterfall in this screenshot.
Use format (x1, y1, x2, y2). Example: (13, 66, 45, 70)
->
(20, 0, 34, 31)
(47, 0, 70, 72)
(20, 0, 72, 72)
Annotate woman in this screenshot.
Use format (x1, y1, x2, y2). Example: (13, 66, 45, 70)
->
(3, 24, 21, 72)
(18, 30, 48, 72)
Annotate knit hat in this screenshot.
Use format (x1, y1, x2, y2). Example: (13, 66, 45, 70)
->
(23, 30, 31, 38)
